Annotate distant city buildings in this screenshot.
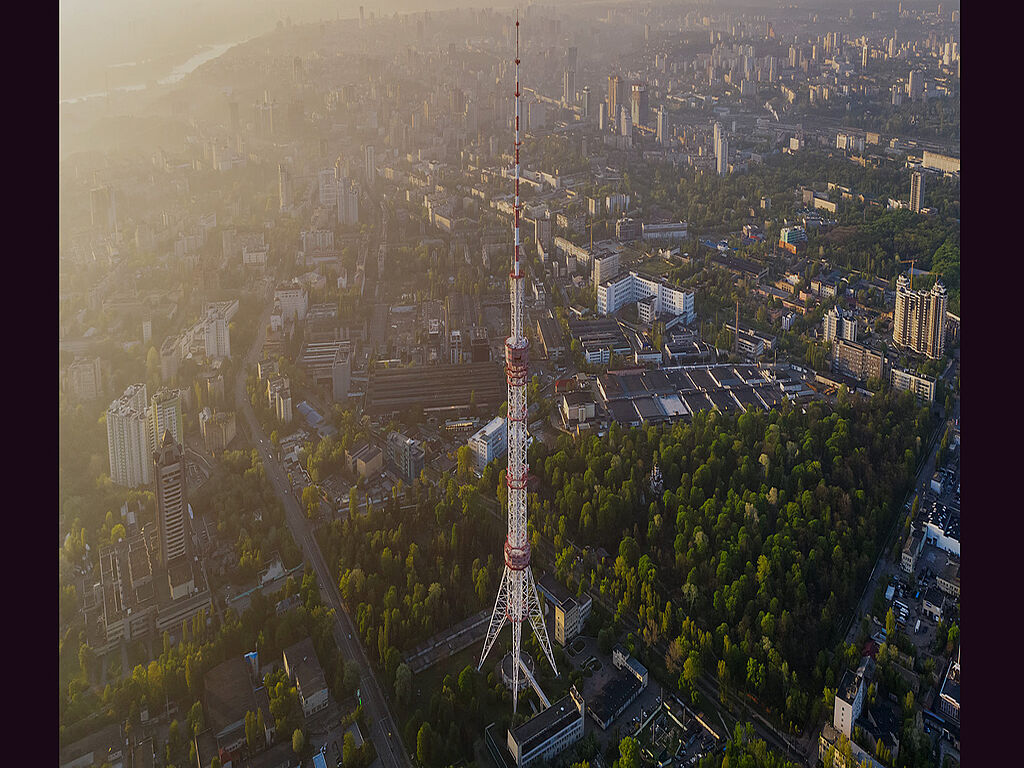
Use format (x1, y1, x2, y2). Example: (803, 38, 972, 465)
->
(65, 357, 104, 402)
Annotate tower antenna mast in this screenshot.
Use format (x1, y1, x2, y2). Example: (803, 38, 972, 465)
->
(478, 14, 558, 713)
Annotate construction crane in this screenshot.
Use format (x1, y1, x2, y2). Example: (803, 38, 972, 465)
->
(897, 258, 935, 291)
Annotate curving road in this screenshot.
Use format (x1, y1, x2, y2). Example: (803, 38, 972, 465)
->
(234, 301, 411, 768)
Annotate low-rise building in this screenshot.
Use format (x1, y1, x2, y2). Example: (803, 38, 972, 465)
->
(923, 501, 960, 557)
(283, 637, 330, 717)
(823, 306, 858, 343)
(267, 376, 293, 424)
(901, 529, 924, 573)
(614, 217, 641, 242)
(346, 440, 383, 479)
(834, 668, 865, 738)
(612, 645, 649, 687)
(536, 317, 565, 360)
(468, 416, 507, 473)
(65, 357, 104, 402)
(938, 651, 960, 723)
(199, 408, 237, 453)
(297, 341, 351, 402)
(936, 559, 960, 599)
(890, 367, 936, 402)
(59, 723, 124, 768)
(560, 392, 597, 428)
(597, 270, 695, 324)
(922, 586, 946, 621)
(642, 221, 688, 241)
(204, 657, 273, 765)
(506, 687, 585, 768)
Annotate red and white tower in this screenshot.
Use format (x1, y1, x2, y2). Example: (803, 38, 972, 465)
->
(478, 17, 557, 712)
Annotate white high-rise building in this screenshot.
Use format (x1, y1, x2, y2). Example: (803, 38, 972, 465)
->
(893, 276, 947, 359)
(716, 135, 729, 175)
(823, 306, 858, 342)
(149, 389, 184, 453)
(107, 384, 152, 488)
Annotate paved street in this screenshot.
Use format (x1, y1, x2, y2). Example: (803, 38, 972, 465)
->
(235, 301, 411, 768)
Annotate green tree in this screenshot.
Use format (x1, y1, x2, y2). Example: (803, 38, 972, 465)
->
(292, 728, 305, 755)
(343, 731, 358, 768)
(417, 722, 434, 764)
(395, 663, 412, 706)
(618, 736, 640, 768)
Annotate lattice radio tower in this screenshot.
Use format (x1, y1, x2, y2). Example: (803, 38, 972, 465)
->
(477, 16, 557, 712)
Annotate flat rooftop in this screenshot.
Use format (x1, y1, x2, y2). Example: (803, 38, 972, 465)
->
(589, 673, 643, 726)
(509, 691, 582, 754)
(838, 669, 861, 705)
(365, 362, 505, 415)
(204, 657, 258, 734)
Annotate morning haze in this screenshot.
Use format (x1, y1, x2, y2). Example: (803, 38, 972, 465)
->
(59, 3, 960, 768)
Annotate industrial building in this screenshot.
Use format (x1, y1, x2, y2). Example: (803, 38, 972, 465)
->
(595, 364, 794, 427)
(567, 317, 633, 365)
(364, 362, 505, 417)
(297, 340, 351, 401)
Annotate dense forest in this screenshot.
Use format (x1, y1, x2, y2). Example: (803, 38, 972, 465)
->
(191, 449, 303, 583)
(517, 391, 930, 732)
(319, 476, 506, 687)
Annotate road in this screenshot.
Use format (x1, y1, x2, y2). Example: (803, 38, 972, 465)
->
(842, 368, 960, 649)
(235, 301, 411, 768)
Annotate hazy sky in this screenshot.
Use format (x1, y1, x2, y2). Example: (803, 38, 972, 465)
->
(59, 0, 529, 99)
